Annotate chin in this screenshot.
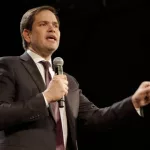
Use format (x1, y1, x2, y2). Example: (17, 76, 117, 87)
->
(47, 47, 57, 53)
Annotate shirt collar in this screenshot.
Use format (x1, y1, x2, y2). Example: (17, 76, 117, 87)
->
(26, 49, 52, 65)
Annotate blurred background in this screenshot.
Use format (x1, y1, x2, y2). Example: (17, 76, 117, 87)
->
(1, 0, 150, 149)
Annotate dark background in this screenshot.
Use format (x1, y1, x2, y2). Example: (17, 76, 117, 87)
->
(1, 0, 150, 149)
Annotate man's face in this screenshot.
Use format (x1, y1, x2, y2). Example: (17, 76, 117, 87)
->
(27, 10, 60, 54)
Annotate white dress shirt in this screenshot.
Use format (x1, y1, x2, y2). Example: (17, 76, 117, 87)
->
(27, 50, 68, 149)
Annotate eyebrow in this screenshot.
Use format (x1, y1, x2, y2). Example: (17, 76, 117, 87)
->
(37, 21, 59, 25)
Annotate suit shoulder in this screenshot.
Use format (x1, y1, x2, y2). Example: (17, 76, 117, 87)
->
(0, 56, 19, 64)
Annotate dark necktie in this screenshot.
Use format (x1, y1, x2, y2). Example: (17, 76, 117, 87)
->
(40, 61, 65, 150)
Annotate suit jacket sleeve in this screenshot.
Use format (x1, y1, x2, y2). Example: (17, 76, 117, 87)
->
(72, 78, 140, 131)
(0, 58, 49, 130)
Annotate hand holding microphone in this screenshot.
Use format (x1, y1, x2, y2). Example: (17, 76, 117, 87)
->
(43, 57, 68, 108)
(53, 57, 66, 107)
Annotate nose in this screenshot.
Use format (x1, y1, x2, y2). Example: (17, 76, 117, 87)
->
(47, 24, 55, 33)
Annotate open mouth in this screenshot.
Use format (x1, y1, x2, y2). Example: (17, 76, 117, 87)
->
(46, 35, 57, 41)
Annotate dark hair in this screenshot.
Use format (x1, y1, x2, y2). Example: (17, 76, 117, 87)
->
(20, 5, 60, 50)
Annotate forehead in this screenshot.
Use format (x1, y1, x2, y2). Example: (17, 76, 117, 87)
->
(34, 10, 58, 23)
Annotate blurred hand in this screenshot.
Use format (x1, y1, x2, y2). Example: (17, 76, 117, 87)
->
(132, 81, 150, 108)
(43, 74, 68, 103)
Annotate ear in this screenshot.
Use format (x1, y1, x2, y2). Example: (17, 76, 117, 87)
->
(22, 29, 31, 43)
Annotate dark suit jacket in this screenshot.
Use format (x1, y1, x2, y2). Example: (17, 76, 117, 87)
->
(0, 52, 139, 150)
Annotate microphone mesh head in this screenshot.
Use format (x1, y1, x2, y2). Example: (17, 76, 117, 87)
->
(53, 57, 64, 66)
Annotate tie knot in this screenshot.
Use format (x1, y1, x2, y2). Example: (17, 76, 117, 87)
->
(39, 61, 51, 70)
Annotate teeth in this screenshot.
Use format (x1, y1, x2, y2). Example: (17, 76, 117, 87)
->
(48, 37, 55, 40)
(47, 38, 55, 41)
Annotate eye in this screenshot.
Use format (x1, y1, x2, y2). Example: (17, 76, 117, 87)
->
(40, 23, 47, 26)
(53, 23, 59, 28)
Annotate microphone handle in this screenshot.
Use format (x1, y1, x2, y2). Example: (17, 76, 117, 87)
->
(140, 107, 144, 117)
(55, 65, 65, 108)
(58, 96, 65, 108)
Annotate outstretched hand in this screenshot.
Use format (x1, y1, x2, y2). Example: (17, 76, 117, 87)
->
(132, 81, 150, 109)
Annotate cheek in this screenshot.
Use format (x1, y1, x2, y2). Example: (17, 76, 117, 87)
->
(33, 33, 43, 43)
(57, 32, 61, 41)
(31, 36, 37, 43)
(32, 29, 43, 39)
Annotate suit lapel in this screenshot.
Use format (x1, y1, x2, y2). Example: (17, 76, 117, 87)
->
(20, 52, 56, 123)
(20, 52, 46, 92)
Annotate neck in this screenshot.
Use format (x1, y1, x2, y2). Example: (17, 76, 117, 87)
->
(28, 48, 51, 61)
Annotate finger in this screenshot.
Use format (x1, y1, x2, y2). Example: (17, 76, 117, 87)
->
(54, 74, 67, 81)
(140, 86, 150, 95)
(64, 84, 68, 91)
(61, 89, 67, 96)
(64, 89, 68, 95)
(144, 92, 150, 103)
(62, 79, 68, 85)
(53, 75, 64, 82)
(140, 100, 146, 106)
(52, 74, 58, 80)
(63, 74, 67, 79)
(139, 81, 150, 88)
(61, 75, 67, 80)
(148, 92, 150, 98)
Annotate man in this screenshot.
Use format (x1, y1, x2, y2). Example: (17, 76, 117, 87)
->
(0, 5, 150, 150)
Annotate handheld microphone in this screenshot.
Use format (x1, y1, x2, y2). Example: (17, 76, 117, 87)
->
(53, 57, 65, 108)
(140, 107, 144, 117)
